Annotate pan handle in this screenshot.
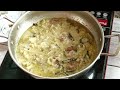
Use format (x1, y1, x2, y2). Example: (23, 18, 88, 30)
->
(0, 36, 8, 46)
(101, 34, 120, 56)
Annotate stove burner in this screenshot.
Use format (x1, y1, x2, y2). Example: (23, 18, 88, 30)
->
(72, 68, 96, 79)
(0, 11, 114, 79)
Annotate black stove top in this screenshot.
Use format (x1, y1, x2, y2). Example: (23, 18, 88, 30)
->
(0, 11, 114, 79)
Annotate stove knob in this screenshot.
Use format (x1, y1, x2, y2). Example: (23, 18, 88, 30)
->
(103, 13, 108, 17)
(90, 11, 95, 15)
(97, 12, 101, 16)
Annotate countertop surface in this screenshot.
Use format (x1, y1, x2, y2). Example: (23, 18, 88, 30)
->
(105, 17, 120, 79)
(0, 11, 120, 79)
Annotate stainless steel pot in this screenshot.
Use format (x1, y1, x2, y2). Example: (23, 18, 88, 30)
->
(0, 11, 120, 79)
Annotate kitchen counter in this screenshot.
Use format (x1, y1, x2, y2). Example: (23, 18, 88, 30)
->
(105, 17, 120, 79)
(0, 11, 26, 66)
(0, 11, 120, 79)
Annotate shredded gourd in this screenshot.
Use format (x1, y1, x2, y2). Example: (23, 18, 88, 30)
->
(16, 18, 97, 77)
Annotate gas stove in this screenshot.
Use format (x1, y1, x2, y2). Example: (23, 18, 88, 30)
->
(0, 11, 114, 79)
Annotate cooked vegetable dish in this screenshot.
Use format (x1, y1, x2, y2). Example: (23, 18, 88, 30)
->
(16, 18, 97, 77)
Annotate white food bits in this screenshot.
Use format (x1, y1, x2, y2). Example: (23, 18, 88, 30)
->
(29, 37, 37, 43)
(40, 42, 49, 48)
